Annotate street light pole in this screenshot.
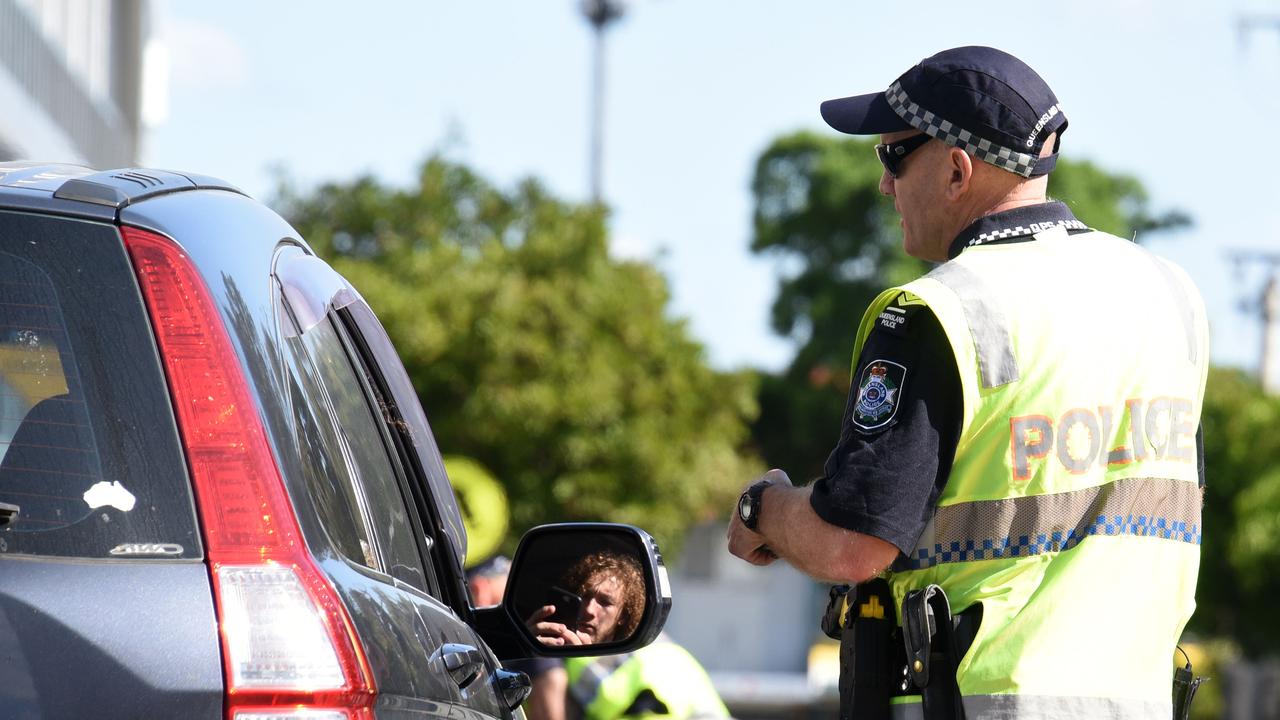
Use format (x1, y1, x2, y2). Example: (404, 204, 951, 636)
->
(1233, 15, 1280, 393)
(1228, 250, 1280, 394)
(1237, 12, 1280, 49)
(581, 0, 625, 205)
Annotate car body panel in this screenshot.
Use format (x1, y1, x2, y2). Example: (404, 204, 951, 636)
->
(0, 559, 222, 718)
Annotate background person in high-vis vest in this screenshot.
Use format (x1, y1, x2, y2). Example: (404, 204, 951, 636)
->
(726, 46, 1208, 720)
(564, 635, 730, 720)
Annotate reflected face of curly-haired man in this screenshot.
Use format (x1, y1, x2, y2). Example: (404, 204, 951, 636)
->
(563, 550, 645, 644)
(577, 574, 624, 643)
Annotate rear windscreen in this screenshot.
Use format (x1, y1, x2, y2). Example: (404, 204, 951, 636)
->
(0, 211, 199, 559)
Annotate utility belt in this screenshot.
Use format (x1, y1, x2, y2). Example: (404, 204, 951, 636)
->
(822, 580, 1207, 720)
(821, 579, 978, 720)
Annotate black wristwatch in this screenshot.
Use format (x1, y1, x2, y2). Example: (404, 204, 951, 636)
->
(737, 479, 772, 531)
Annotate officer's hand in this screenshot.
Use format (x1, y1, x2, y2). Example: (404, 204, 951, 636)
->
(727, 518, 778, 566)
(727, 471, 785, 566)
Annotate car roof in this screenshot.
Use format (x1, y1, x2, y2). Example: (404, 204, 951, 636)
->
(0, 162, 244, 221)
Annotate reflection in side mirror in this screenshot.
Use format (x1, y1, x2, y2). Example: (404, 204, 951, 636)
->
(504, 523, 670, 657)
(542, 586, 582, 631)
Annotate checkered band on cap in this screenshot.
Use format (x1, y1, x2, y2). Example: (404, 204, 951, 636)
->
(885, 81, 1046, 178)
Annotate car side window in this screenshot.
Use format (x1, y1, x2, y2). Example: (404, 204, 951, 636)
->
(328, 316, 439, 595)
(285, 314, 434, 595)
(284, 353, 374, 569)
(336, 303, 473, 614)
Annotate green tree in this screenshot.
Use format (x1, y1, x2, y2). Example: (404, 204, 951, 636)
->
(275, 156, 760, 552)
(1193, 367, 1280, 658)
(749, 130, 1190, 479)
(749, 132, 923, 480)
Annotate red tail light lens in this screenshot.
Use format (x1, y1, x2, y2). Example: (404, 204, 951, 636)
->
(123, 226, 375, 719)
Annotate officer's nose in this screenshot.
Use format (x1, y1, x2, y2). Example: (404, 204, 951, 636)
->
(879, 170, 895, 197)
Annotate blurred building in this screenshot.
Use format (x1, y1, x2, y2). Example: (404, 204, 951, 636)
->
(667, 522, 838, 719)
(0, 0, 147, 168)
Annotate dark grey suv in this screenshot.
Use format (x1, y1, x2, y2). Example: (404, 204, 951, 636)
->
(0, 163, 670, 719)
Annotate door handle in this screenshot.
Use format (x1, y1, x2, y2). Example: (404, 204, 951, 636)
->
(433, 643, 484, 689)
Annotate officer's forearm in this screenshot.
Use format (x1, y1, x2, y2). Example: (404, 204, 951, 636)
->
(756, 484, 899, 584)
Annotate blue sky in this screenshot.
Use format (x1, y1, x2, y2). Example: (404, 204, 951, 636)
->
(149, 0, 1280, 374)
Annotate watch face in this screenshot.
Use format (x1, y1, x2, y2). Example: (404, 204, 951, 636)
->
(738, 492, 755, 525)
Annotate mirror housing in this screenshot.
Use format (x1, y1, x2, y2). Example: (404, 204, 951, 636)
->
(472, 523, 671, 661)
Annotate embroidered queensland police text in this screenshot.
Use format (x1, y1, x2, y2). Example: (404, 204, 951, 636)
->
(877, 307, 910, 336)
(1025, 103, 1062, 148)
(876, 293, 924, 336)
(853, 360, 907, 431)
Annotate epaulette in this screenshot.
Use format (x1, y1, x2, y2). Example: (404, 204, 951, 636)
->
(874, 291, 927, 337)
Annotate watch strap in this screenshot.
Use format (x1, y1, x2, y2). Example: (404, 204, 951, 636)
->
(739, 478, 773, 530)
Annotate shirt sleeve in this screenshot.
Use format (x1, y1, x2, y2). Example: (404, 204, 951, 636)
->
(809, 300, 963, 555)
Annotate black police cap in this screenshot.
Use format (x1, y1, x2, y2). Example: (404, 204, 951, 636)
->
(821, 46, 1067, 177)
(466, 554, 512, 580)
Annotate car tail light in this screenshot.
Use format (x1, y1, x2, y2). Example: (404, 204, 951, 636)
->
(123, 226, 376, 720)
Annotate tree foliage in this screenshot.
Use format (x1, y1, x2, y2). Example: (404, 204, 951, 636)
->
(1192, 367, 1280, 658)
(748, 130, 1191, 480)
(275, 156, 760, 552)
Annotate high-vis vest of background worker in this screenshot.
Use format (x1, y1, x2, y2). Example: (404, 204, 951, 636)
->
(566, 636, 730, 719)
(851, 225, 1209, 720)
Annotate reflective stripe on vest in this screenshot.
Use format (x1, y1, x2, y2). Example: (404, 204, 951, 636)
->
(923, 232, 1203, 387)
(890, 694, 1168, 720)
(566, 641, 730, 719)
(569, 652, 630, 709)
(906, 476, 1201, 570)
(925, 262, 1019, 389)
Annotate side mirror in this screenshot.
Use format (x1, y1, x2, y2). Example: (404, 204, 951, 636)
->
(473, 523, 671, 660)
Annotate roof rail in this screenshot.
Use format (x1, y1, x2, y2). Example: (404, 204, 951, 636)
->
(53, 168, 241, 208)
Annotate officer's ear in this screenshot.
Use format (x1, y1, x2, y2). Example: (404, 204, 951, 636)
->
(944, 146, 974, 202)
(1040, 132, 1058, 157)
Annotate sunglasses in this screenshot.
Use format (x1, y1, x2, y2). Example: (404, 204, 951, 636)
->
(875, 133, 931, 178)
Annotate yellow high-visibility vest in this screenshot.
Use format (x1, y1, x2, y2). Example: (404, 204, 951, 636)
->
(565, 638, 729, 719)
(852, 226, 1209, 719)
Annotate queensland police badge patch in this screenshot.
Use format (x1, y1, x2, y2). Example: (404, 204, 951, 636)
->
(853, 360, 907, 431)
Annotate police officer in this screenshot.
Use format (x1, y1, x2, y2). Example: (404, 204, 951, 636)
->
(727, 46, 1208, 719)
